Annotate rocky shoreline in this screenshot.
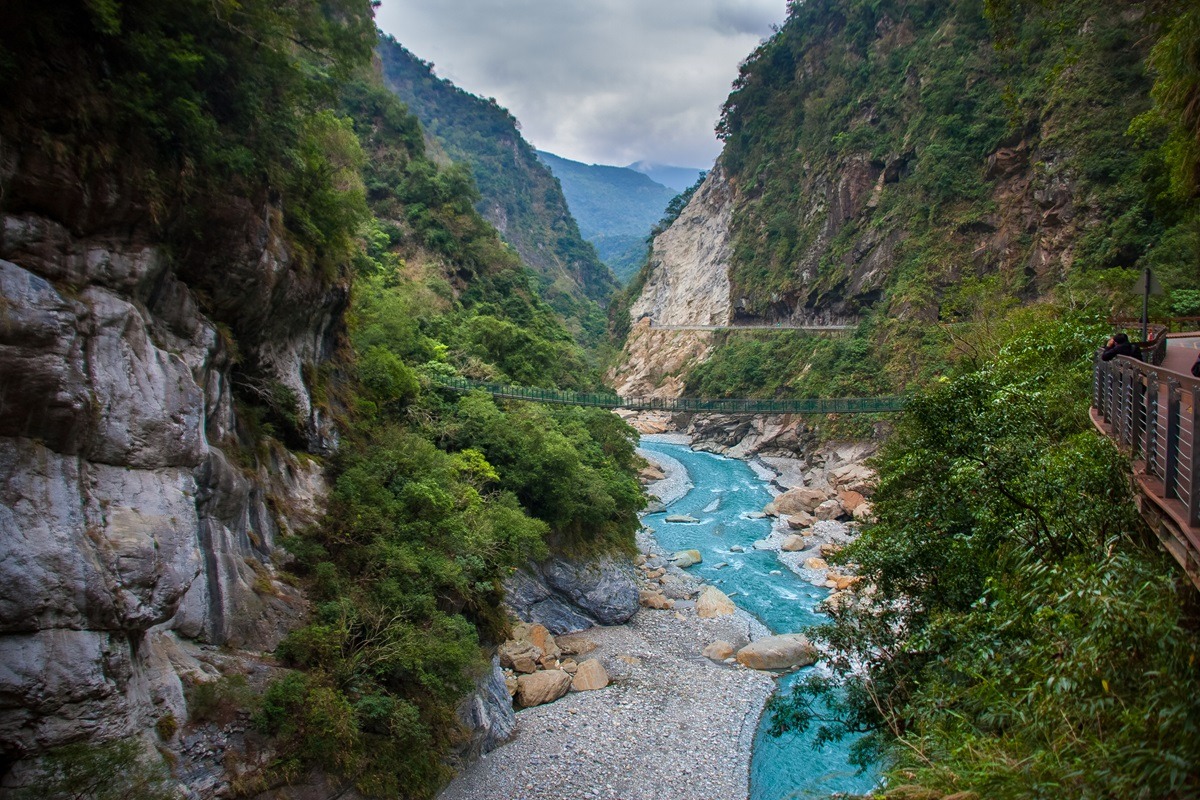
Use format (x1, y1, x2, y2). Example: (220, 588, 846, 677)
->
(441, 429, 878, 800)
(440, 439, 779, 800)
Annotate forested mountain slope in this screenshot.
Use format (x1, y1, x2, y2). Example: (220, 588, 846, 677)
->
(0, 3, 642, 797)
(613, 0, 1200, 400)
(377, 37, 616, 341)
(537, 151, 678, 284)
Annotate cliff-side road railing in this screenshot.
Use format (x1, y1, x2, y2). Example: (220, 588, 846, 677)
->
(433, 376, 905, 414)
(1092, 331, 1200, 590)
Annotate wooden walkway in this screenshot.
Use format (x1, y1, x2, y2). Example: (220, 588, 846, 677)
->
(1092, 333, 1200, 590)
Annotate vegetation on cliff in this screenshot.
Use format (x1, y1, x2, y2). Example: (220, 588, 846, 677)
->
(771, 302, 1200, 797)
(246, 36, 643, 800)
(675, 0, 1200, 399)
(2, 3, 642, 797)
(376, 37, 616, 344)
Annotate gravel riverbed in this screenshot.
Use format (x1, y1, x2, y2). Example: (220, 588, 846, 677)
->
(438, 441, 777, 800)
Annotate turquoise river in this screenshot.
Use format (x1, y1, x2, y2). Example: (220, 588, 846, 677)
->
(638, 439, 878, 800)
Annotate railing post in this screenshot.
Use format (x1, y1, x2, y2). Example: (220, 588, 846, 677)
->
(1189, 384, 1200, 526)
(1143, 372, 1158, 472)
(1165, 379, 1181, 499)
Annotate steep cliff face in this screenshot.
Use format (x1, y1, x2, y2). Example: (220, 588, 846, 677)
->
(0, 149, 332, 762)
(613, 0, 1193, 397)
(609, 166, 735, 398)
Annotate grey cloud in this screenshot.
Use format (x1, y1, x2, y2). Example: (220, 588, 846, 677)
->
(375, 0, 785, 167)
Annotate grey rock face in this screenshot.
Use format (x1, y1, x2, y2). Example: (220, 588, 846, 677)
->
(455, 656, 517, 762)
(0, 165, 335, 771)
(505, 555, 639, 634)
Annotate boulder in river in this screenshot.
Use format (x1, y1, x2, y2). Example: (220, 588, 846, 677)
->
(669, 549, 703, 567)
(695, 586, 736, 618)
(644, 499, 667, 514)
(736, 635, 818, 671)
(665, 514, 700, 523)
(516, 669, 573, 707)
(781, 535, 807, 552)
(570, 659, 609, 692)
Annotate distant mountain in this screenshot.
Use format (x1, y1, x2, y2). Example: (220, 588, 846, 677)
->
(538, 152, 679, 283)
(376, 36, 616, 335)
(626, 160, 706, 192)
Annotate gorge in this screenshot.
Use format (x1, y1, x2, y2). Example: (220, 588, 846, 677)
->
(2, 0, 1200, 798)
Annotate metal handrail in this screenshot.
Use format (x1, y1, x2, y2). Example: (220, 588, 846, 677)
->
(1093, 354, 1200, 526)
(430, 375, 906, 415)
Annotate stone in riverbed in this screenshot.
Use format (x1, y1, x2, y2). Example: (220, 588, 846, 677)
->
(665, 514, 700, 524)
(781, 535, 807, 552)
(516, 669, 572, 707)
(570, 659, 609, 692)
(786, 511, 816, 529)
(729, 545, 745, 553)
(736, 635, 818, 671)
(752, 539, 774, 551)
(764, 487, 829, 516)
(644, 499, 667, 514)
(669, 549, 703, 567)
(703, 641, 735, 661)
(639, 589, 673, 610)
(498, 640, 541, 674)
(804, 557, 829, 570)
(695, 586, 736, 618)
(814, 498, 844, 521)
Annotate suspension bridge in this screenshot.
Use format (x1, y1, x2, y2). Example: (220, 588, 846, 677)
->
(432, 376, 905, 414)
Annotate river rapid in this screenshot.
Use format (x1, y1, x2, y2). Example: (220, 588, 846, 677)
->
(638, 438, 878, 799)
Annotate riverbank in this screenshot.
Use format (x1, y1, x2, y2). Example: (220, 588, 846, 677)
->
(439, 439, 776, 800)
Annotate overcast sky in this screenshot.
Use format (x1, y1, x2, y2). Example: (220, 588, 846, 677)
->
(374, 1, 787, 169)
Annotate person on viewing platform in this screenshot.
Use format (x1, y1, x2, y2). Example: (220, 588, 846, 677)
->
(1101, 332, 1141, 361)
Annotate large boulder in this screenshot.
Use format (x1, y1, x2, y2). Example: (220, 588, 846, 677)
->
(669, 549, 703, 568)
(497, 639, 541, 674)
(829, 464, 877, 496)
(764, 487, 828, 516)
(570, 659, 609, 692)
(515, 670, 573, 707)
(505, 554, 639, 634)
(695, 586, 736, 618)
(736, 635, 818, 671)
(814, 498, 844, 521)
(781, 535, 807, 552)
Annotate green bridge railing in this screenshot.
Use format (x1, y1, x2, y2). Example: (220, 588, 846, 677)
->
(432, 376, 905, 414)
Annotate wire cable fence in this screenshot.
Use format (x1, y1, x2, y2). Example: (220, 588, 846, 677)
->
(432, 375, 906, 415)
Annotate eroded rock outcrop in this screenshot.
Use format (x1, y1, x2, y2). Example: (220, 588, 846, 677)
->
(505, 555, 639, 634)
(0, 149, 337, 767)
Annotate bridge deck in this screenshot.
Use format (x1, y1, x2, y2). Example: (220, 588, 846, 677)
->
(434, 376, 904, 415)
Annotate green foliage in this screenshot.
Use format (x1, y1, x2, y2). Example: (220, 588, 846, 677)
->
(261, 67, 644, 794)
(686, 328, 892, 399)
(698, 0, 1200, 402)
(186, 673, 255, 724)
(0, 0, 376, 275)
(10, 738, 175, 800)
(771, 305, 1200, 796)
(376, 36, 616, 342)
